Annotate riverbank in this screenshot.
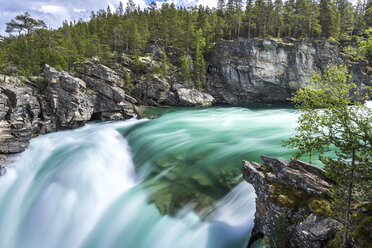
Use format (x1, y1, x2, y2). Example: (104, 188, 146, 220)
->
(1, 38, 371, 162)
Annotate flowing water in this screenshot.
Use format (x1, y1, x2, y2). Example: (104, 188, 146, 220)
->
(0, 105, 301, 248)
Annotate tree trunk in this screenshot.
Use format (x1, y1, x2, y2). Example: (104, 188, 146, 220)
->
(342, 149, 355, 248)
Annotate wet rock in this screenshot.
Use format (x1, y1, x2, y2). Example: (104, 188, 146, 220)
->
(243, 156, 340, 248)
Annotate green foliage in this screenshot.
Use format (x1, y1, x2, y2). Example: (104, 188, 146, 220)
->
(308, 198, 332, 216)
(160, 46, 168, 78)
(179, 54, 192, 81)
(262, 236, 270, 247)
(285, 63, 372, 247)
(130, 59, 147, 74)
(0, 2, 370, 76)
(357, 28, 372, 64)
(269, 182, 310, 209)
(342, 45, 358, 60)
(125, 73, 134, 92)
(194, 29, 206, 88)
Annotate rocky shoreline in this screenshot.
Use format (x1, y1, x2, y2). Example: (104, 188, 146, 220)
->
(0, 61, 215, 163)
(0, 38, 371, 247)
(1, 38, 370, 164)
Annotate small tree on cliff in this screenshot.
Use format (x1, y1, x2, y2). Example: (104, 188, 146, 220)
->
(6, 12, 46, 38)
(194, 29, 206, 89)
(284, 64, 372, 247)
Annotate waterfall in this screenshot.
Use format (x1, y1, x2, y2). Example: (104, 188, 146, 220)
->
(0, 106, 298, 248)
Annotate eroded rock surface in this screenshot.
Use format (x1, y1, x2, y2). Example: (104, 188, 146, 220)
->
(243, 156, 341, 248)
(206, 38, 371, 104)
(0, 64, 139, 164)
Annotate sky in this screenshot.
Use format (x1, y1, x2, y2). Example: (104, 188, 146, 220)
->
(0, 0, 218, 36)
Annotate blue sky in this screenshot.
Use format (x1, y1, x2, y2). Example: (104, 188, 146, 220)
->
(0, 0, 218, 35)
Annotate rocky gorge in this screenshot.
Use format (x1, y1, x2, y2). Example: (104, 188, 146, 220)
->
(1, 38, 371, 161)
(0, 38, 371, 248)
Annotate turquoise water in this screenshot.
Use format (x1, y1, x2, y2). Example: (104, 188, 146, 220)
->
(0, 106, 299, 248)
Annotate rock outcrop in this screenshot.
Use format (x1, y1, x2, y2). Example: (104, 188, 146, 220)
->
(132, 69, 215, 107)
(73, 62, 138, 120)
(206, 38, 371, 104)
(0, 79, 51, 155)
(243, 156, 341, 248)
(0, 63, 139, 163)
(173, 84, 215, 106)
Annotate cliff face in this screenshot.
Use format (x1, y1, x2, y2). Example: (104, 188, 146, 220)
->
(243, 156, 341, 248)
(0, 64, 139, 159)
(206, 38, 371, 104)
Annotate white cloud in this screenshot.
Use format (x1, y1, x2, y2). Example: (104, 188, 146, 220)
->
(40, 5, 68, 16)
(73, 8, 87, 13)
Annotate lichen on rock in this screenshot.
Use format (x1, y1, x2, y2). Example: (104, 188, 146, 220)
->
(243, 156, 341, 248)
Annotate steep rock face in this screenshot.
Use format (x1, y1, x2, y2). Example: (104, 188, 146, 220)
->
(243, 156, 341, 248)
(44, 65, 94, 128)
(206, 38, 371, 104)
(74, 62, 138, 120)
(0, 78, 55, 155)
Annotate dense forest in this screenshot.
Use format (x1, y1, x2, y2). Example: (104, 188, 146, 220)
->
(0, 0, 371, 76)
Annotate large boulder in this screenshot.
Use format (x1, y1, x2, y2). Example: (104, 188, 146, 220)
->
(136, 74, 172, 105)
(1, 84, 40, 124)
(74, 62, 138, 120)
(243, 156, 341, 248)
(44, 65, 94, 129)
(174, 84, 215, 106)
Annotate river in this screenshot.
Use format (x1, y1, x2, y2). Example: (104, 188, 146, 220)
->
(0, 105, 300, 248)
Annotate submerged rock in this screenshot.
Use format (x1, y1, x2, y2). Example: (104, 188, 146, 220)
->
(243, 156, 341, 248)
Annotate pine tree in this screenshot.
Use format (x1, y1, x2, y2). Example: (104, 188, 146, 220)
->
(194, 29, 206, 88)
(244, 0, 255, 39)
(273, 0, 284, 38)
(319, 0, 333, 37)
(337, 0, 354, 41)
(180, 54, 192, 81)
(6, 12, 46, 39)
